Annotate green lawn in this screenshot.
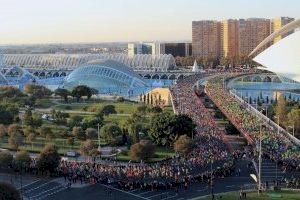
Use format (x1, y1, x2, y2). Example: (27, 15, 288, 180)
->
(117, 146, 175, 163)
(0, 137, 107, 155)
(54, 101, 141, 114)
(199, 191, 300, 200)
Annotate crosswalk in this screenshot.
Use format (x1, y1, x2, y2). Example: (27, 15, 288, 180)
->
(260, 159, 300, 183)
(20, 179, 68, 200)
(260, 160, 282, 182)
(102, 184, 189, 200)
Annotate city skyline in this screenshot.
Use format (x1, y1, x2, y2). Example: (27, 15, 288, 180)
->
(0, 0, 299, 45)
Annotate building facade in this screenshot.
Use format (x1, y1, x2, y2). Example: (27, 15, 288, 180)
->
(128, 43, 154, 56)
(221, 19, 239, 58)
(238, 18, 271, 56)
(193, 17, 293, 58)
(159, 43, 192, 57)
(272, 17, 295, 43)
(192, 20, 221, 57)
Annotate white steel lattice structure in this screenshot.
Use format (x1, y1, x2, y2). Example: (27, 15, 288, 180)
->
(64, 59, 148, 93)
(3, 53, 176, 72)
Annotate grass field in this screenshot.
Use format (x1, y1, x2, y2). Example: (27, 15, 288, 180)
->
(0, 137, 107, 155)
(117, 146, 175, 163)
(200, 191, 300, 200)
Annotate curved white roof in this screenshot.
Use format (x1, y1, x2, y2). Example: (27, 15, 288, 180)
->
(254, 30, 300, 82)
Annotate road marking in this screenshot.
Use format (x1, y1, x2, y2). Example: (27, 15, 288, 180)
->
(197, 187, 208, 192)
(29, 185, 62, 198)
(35, 187, 68, 200)
(100, 184, 150, 200)
(139, 190, 156, 195)
(131, 188, 140, 192)
(17, 179, 40, 190)
(225, 185, 236, 188)
(162, 193, 178, 200)
(148, 192, 168, 198)
(23, 180, 55, 194)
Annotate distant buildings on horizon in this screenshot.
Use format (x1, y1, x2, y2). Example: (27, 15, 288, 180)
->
(192, 17, 294, 58)
(127, 42, 192, 57)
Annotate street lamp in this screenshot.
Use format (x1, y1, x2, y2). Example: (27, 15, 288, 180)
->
(288, 125, 295, 137)
(274, 116, 280, 135)
(261, 107, 268, 118)
(209, 132, 214, 200)
(258, 123, 262, 194)
(97, 123, 101, 152)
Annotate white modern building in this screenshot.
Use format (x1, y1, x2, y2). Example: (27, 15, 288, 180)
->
(251, 19, 300, 82)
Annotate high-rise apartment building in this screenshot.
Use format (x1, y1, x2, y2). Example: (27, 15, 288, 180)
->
(192, 20, 222, 57)
(221, 19, 239, 58)
(272, 17, 295, 43)
(193, 17, 293, 58)
(238, 18, 271, 56)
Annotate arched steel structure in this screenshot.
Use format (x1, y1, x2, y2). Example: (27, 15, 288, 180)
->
(3, 53, 176, 72)
(64, 59, 148, 93)
(249, 19, 300, 57)
(3, 66, 38, 85)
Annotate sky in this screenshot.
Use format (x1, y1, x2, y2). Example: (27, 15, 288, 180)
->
(0, 0, 299, 44)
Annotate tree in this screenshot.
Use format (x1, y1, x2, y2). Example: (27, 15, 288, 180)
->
(51, 110, 69, 125)
(14, 151, 31, 170)
(129, 140, 155, 162)
(39, 125, 53, 139)
(173, 114, 196, 138)
(72, 127, 85, 140)
(148, 106, 163, 114)
(98, 105, 117, 116)
(37, 144, 61, 173)
(23, 126, 35, 137)
(85, 128, 97, 139)
(148, 112, 195, 146)
(0, 106, 14, 125)
(71, 85, 97, 102)
(54, 88, 70, 102)
(287, 108, 300, 134)
(0, 182, 21, 200)
(8, 132, 24, 150)
(24, 84, 52, 98)
(0, 151, 13, 168)
(89, 149, 100, 162)
(82, 116, 103, 130)
(27, 132, 36, 150)
(0, 124, 7, 139)
(68, 115, 83, 128)
(66, 137, 75, 148)
(136, 105, 148, 116)
(122, 111, 144, 144)
(274, 94, 288, 126)
(7, 124, 22, 136)
(174, 135, 194, 155)
(100, 123, 122, 145)
(23, 109, 34, 126)
(80, 139, 94, 158)
(149, 112, 175, 146)
(0, 86, 23, 99)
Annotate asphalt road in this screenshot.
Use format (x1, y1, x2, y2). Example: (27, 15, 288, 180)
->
(2, 159, 299, 200)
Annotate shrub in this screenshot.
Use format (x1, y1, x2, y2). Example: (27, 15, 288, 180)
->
(0, 151, 13, 168)
(129, 140, 155, 162)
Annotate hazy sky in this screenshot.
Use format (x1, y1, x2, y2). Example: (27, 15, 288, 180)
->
(0, 0, 299, 44)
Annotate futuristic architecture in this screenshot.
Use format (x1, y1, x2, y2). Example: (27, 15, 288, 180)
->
(252, 19, 300, 82)
(64, 59, 149, 95)
(3, 53, 176, 72)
